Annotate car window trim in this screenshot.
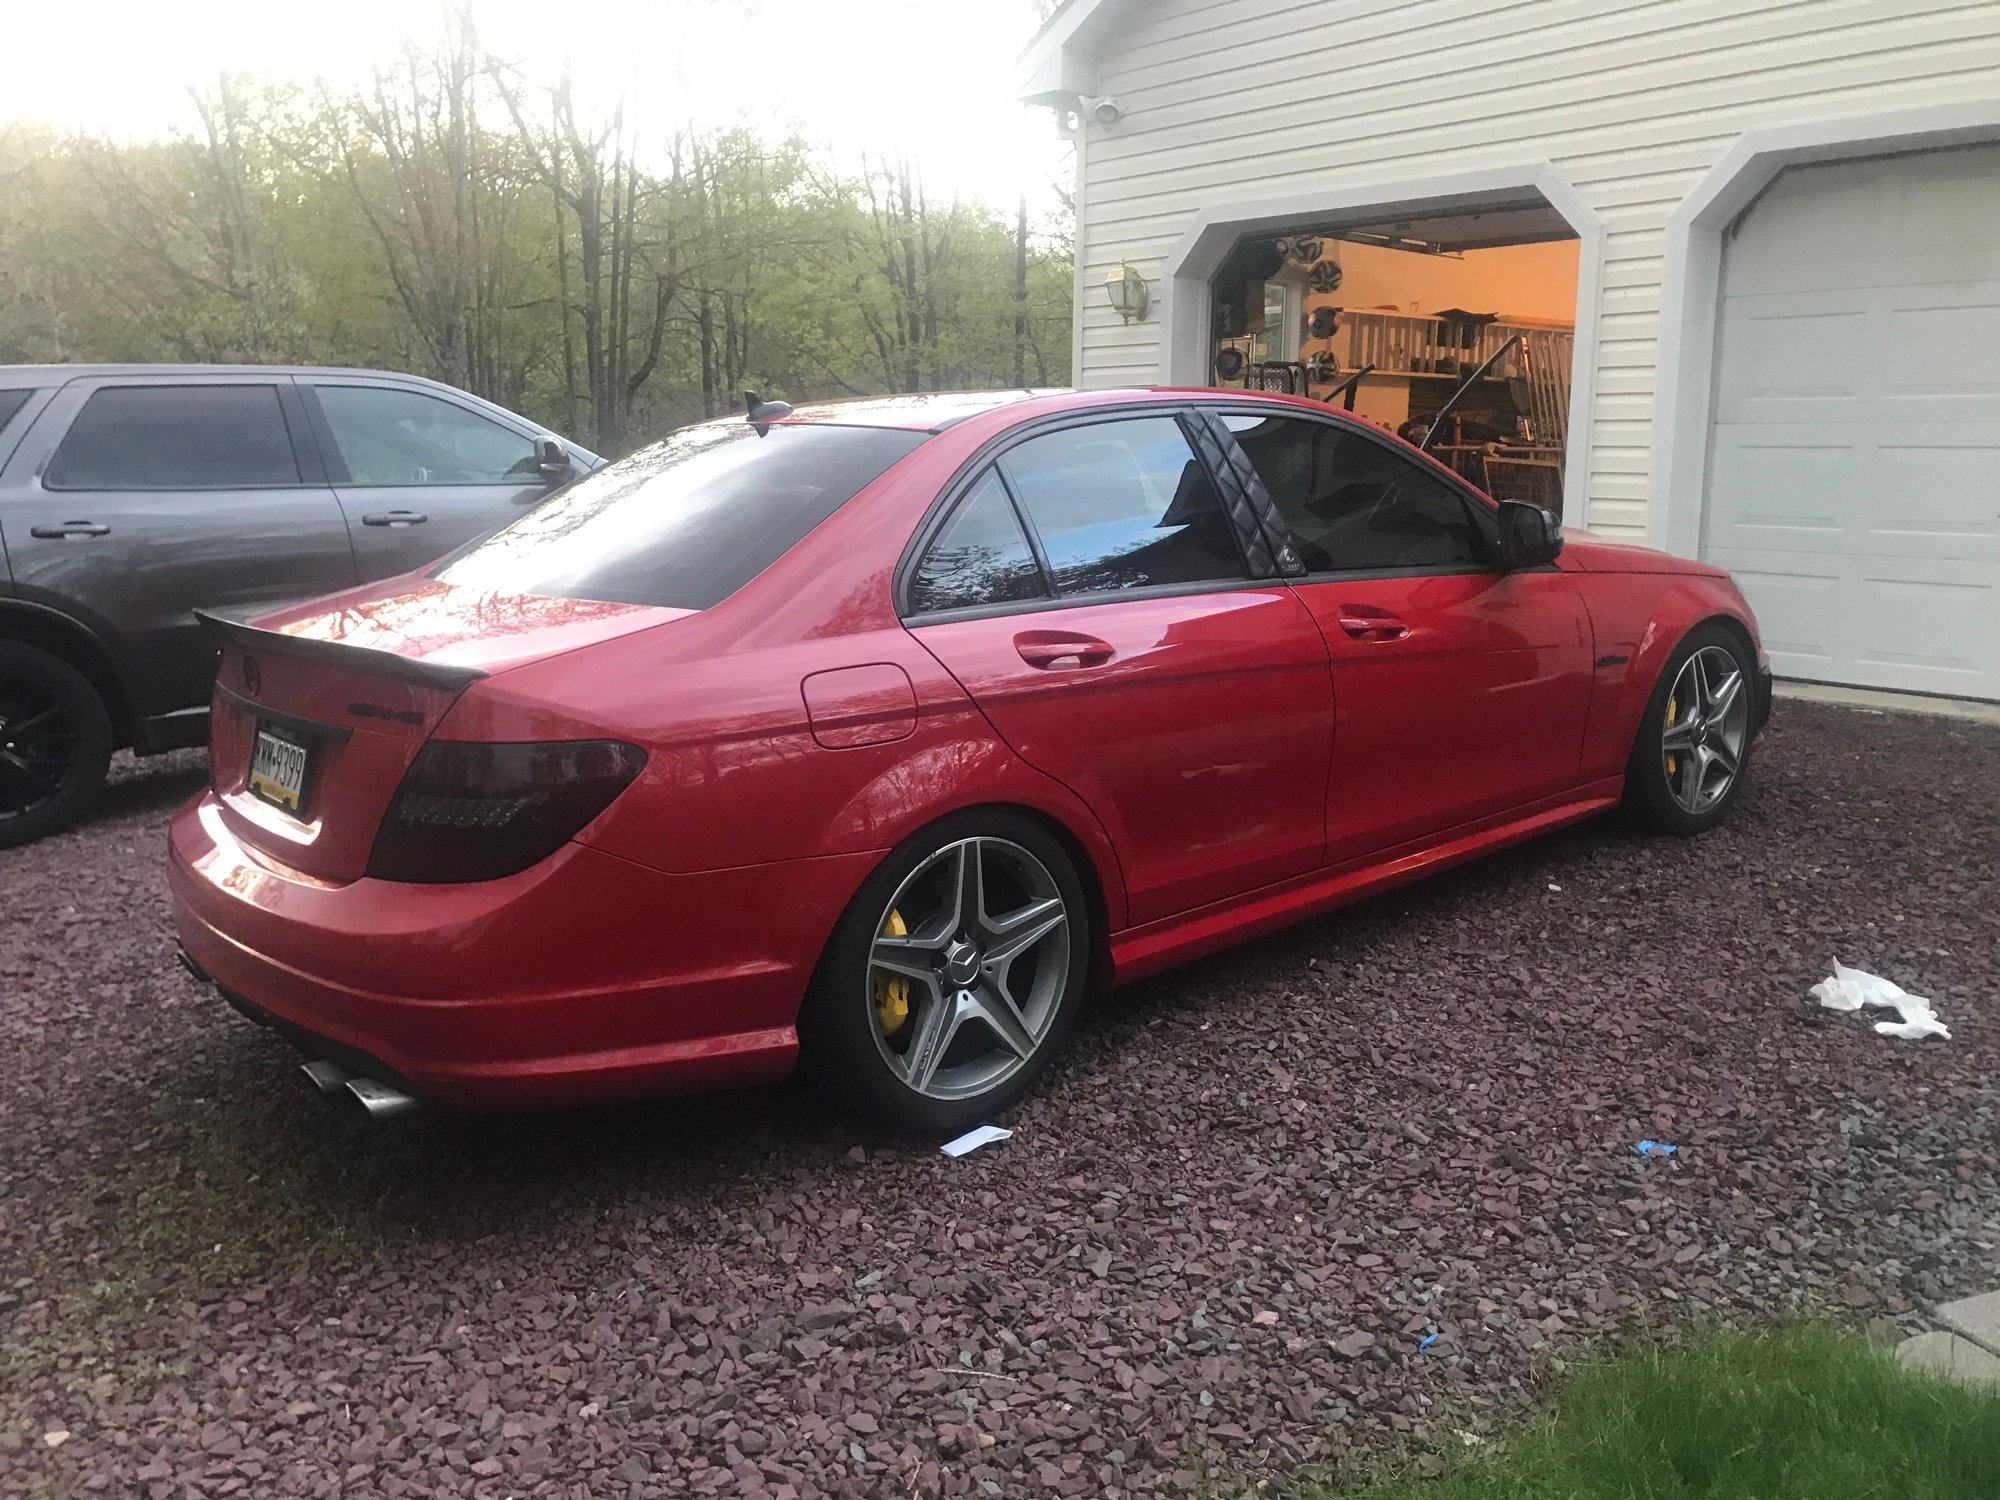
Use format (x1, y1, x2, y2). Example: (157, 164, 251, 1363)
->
(0, 387, 56, 478)
(989, 464, 1058, 594)
(995, 411, 1253, 597)
(904, 464, 1055, 617)
(905, 574, 1286, 628)
(39, 380, 317, 494)
(276, 378, 332, 486)
(893, 402, 1266, 620)
(301, 380, 540, 489)
(1204, 402, 1504, 568)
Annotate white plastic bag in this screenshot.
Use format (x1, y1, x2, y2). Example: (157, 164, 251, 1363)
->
(1810, 961, 1950, 1041)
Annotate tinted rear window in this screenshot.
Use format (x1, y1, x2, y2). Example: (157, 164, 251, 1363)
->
(46, 384, 301, 489)
(435, 421, 927, 610)
(0, 390, 31, 432)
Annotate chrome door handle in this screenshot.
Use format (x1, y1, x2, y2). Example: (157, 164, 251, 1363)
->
(362, 511, 428, 527)
(30, 521, 111, 539)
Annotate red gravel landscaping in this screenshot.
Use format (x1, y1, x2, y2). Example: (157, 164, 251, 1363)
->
(3, 700, 1996, 1497)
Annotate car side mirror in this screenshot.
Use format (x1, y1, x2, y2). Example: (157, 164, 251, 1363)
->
(1497, 500, 1564, 568)
(534, 436, 572, 486)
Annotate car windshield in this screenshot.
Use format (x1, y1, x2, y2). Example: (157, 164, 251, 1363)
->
(435, 420, 928, 610)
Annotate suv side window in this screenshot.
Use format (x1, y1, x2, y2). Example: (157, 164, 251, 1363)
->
(998, 416, 1245, 595)
(0, 390, 31, 433)
(314, 385, 538, 486)
(45, 384, 300, 490)
(909, 470, 1049, 615)
(1223, 413, 1488, 572)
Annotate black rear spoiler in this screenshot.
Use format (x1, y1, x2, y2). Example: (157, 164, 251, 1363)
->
(194, 608, 488, 692)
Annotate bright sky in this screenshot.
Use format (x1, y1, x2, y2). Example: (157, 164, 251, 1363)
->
(1, 0, 1071, 214)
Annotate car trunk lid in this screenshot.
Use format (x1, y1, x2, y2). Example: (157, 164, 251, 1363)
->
(200, 580, 683, 883)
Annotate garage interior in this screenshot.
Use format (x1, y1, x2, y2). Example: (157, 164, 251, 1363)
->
(1207, 200, 1580, 510)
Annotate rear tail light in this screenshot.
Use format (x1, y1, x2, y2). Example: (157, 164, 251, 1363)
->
(366, 740, 646, 883)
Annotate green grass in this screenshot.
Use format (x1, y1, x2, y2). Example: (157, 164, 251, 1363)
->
(1312, 1324, 2000, 1500)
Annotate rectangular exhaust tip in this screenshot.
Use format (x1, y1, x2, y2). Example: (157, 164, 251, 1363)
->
(299, 1059, 350, 1095)
(345, 1076, 421, 1120)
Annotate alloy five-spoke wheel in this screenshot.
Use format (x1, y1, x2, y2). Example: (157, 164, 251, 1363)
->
(802, 812, 1091, 1132)
(1660, 645, 1749, 815)
(1623, 624, 1756, 836)
(868, 836, 1070, 1102)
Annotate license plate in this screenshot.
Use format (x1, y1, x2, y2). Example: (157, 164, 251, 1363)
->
(247, 723, 311, 814)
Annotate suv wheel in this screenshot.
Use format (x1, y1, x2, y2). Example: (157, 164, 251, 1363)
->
(0, 643, 113, 849)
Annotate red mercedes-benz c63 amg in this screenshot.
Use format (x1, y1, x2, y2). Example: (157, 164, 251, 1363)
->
(171, 388, 1769, 1130)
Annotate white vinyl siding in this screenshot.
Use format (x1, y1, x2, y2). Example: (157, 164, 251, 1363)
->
(1071, 0, 2000, 540)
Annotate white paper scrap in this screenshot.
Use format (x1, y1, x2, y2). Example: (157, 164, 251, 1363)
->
(941, 1125, 1013, 1158)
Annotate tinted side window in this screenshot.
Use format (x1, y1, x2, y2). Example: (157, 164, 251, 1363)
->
(46, 385, 300, 490)
(1224, 414, 1486, 572)
(910, 470, 1048, 614)
(0, 390, 31, 432)
(315, 385, 537, 486)
(998, 416, 1244, 595)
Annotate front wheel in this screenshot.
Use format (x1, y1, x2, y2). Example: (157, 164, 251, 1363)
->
(799, 811, 1091, 1134)
(0, 642, 113, 850)
(1622, 624, 1756, 836)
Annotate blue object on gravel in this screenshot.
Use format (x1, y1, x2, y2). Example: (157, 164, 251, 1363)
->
(1634, 1140, 1678, 1157)
(1418, 1332, 1440, 1353)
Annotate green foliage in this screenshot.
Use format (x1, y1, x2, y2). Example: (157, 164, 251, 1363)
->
(0, 39, 1072, 455)
(1313, 1324, 2000, 1500)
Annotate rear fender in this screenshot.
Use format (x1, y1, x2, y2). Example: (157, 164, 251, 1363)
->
(0, 597, 136, 745)
(470, 622, 1133, 930)
(810, 728, 1132, 934)
(570, 703, 1132, 932)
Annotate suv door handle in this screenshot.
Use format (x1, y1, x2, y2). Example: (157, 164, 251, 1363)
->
(29, 521, 111, 539)
(1014, 630, 1114, 669)
(1337, 609, 1410, 641)
(362, 510, 428, 528)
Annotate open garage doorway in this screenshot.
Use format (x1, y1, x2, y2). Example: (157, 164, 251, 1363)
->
(1206, 199, 1580, 510)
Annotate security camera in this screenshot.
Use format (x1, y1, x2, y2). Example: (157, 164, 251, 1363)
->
(1083, 95, 1124, 126)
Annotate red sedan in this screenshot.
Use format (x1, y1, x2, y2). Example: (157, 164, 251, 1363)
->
(170, 388, 1769, 1131)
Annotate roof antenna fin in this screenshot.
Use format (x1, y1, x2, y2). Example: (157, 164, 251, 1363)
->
(744, 390, 793, 434)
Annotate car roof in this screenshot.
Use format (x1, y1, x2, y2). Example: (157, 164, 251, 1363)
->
(771, 389, 1069, 431)
(0, 363, 494, 391)
(766, 385, 1376, 435)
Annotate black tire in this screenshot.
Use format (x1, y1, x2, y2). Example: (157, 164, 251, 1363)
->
(1622, 622, 1756, 837)
(798, 809, 1092, 1135)
(0, 642, 114, 850)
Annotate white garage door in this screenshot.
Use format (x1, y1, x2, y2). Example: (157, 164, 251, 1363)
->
(1704, 145, 2000, 701)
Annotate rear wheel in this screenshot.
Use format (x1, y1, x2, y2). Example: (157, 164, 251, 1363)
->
(800, 811, 1090, 1134)
(0, 642, 113, 849)
(1622, 624, 1754, 836)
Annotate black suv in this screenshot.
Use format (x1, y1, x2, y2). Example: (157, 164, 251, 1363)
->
(0, 366, 598, 846)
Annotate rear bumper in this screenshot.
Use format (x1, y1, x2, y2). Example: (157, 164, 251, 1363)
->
(169, 791, 878, 1109)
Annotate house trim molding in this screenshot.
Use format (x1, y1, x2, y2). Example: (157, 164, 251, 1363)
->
(1014, 0, 1142, 102)
(1651, 98, 2000, 557)
(1156, 162, 1605, 527)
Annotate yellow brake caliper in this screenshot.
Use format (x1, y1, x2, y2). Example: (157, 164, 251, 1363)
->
(876, 909, 910, 1035)
(1665, 695, 1679, 777)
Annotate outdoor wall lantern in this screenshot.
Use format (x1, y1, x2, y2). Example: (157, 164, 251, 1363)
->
(1104, 263, 1150, 322)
